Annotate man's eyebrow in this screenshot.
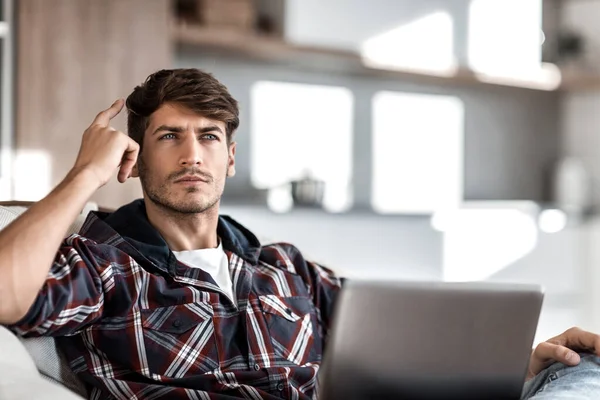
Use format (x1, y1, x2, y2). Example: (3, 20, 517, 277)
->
(151, 125, 224, 136)
(196, 125, 224, 135)
(152, 125, 184, 136)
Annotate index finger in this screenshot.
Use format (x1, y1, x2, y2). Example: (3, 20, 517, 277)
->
(564, 328, 600, 354)
(91, 99, 124, 127)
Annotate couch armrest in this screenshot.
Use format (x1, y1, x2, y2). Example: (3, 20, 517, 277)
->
(0, 325, 37, 372)
(0, 326, 84, 399)
(0, 363, 84, 399)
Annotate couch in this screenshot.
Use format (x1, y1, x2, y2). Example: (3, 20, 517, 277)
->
(0, 202, 97, 399)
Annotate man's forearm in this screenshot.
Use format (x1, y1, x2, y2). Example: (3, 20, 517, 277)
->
(0, 168, 99, 324)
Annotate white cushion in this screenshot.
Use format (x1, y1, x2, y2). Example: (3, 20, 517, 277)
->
(0, 325, 37, 372)
(0, 363, 83, 400)
(0, 204, 95, 398)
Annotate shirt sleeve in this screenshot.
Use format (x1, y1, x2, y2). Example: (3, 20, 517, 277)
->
(7, 234, 109, 337)
(285, 244, 344, 340)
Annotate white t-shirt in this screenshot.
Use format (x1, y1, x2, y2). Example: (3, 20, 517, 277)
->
(172, 240, 235, 304)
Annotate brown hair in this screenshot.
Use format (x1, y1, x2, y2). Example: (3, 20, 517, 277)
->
(126, 68, 239, 150)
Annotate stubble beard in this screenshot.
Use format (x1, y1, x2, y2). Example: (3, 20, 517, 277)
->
(138, 158, 223, 215)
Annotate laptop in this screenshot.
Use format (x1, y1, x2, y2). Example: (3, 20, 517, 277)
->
(318, 280, 544, 400)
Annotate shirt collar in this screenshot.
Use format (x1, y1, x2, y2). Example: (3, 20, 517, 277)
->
(83, 199, 262, 270)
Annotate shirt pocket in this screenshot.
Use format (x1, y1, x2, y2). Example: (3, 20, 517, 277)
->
(259, 295, 322, 366)
(141, 302, 219, 378)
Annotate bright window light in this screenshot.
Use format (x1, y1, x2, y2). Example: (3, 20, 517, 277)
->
(441, 207, 539, 282)
(251, 81, 354, 212)
(468, 0, 543, 77)
(267, 185, 294, 214)
(538, 209, 568, 233)
(372, 91, 464, 214)
(13, 150, 52, 201)
(361, 11, 456, 75)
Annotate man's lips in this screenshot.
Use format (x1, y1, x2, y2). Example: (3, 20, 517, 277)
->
(174, 175, 209, 183)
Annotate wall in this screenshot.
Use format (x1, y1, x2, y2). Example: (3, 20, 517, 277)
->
(176, 48, 576, 343)
(177, 0, 572, 340)
(286, 0, 558, 68)
(15, 0, 173, 209)
(11, 0, 562, 207)
(284, 0, 471, 65)
(560, 1, 600, 205)
(176, 51, 561, 205)
(559, 1, 600, 335)
(218, 0, 600, 341)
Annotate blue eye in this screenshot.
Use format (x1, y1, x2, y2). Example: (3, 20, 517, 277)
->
(203, 134, 218, 141)
(159, 133, 176, 140)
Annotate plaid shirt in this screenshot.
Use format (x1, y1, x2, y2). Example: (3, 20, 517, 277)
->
(8, 200, 342, 399)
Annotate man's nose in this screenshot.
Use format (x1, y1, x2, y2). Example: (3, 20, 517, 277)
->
(179, 135, 203, 166)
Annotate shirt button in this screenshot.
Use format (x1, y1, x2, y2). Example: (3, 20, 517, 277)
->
(285, 308, 292, 314)
(253, 363, 260, 371)
(277, 383, 285, 391)
(172, 319, 181, 328)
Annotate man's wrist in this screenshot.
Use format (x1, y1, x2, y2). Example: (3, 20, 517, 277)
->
(63, 166, 103, 196)
(66, 166, 102, 189)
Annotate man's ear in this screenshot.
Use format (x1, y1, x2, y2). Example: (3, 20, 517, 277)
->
(226, 142, 236, 178)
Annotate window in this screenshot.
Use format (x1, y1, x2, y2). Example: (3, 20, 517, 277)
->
(361, 11, 456, 75)
(371, 91, 464, 214)
(250, 81, 354, 213)
(468, 0, 543, 77)
(0, 0, 13, 200)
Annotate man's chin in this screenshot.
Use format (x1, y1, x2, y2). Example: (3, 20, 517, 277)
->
(166, 202, 211, 214)
(171, 195, 219, 214)
(146, 194, 206, 213)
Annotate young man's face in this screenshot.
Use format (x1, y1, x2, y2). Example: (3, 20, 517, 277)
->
(134, 103, 236, 214)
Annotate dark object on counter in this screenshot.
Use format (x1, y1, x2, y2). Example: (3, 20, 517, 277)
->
(291, 176, 325, 208)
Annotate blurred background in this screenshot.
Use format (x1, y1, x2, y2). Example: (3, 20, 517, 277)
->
(1, 0, 600, 344)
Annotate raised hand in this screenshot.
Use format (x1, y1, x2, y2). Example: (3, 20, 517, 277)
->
(71, 99, 140, 187)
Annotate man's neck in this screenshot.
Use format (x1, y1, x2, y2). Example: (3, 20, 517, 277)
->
(144, 199, 220, 252)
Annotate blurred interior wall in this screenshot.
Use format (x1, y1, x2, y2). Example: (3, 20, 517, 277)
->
(177, 51, 562, 205)
(559, 1, 600, 334)
(15, 0, 173, 209)
(561, 1, 600, 204)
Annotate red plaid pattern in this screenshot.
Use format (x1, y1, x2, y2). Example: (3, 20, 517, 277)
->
(8, 200, 342, 399)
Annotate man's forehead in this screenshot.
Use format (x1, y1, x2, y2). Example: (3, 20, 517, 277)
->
(147, 103, 225, 130)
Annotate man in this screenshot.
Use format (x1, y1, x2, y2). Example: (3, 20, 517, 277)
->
(0, 68, 598, 399)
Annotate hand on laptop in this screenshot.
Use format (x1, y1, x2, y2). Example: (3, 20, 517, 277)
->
(526, 326, 600, 380)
